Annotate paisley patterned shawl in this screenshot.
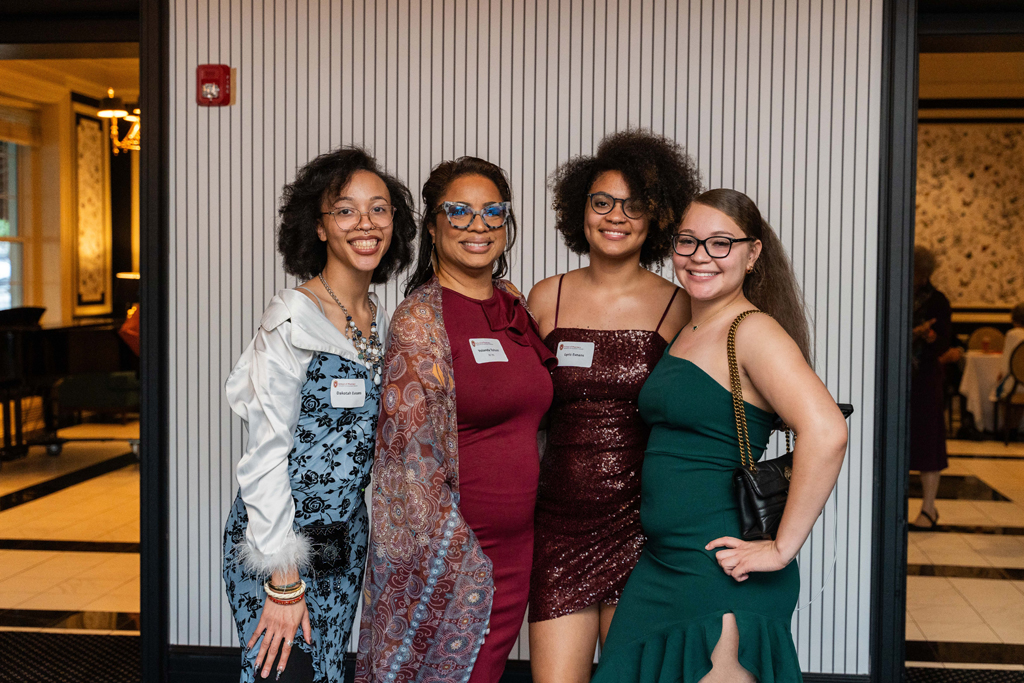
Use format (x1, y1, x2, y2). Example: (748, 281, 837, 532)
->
(356, 275, 532, 683)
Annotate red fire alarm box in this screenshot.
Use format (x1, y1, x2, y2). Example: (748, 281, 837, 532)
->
(196, 64, 231, 106)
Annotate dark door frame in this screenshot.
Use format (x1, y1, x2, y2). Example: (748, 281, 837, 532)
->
(131, 1, 921, 682)
(870, 1, 916, 681)
(139, 0, 170, 681)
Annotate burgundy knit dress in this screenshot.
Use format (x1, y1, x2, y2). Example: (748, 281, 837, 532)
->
(442, 286, 555, 683)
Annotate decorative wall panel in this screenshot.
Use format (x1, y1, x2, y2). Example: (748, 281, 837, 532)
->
(917, 122, 1024, 307)
(169, 0, 882, 675)
(75, 113, 111, 315)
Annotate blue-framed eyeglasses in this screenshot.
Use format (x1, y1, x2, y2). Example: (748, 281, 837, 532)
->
(435, 201, 512, 230)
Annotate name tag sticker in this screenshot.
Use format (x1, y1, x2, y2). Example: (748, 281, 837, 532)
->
(469, 338, 509, 364)
(556, 341, 595, 368)
(331, 378, 366, 408)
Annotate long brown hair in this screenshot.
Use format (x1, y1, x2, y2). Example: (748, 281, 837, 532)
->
(690, 189, 812, 364)
(404, 157, 519, 296)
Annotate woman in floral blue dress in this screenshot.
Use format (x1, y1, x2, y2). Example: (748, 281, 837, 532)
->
(222, 147, 415, 682)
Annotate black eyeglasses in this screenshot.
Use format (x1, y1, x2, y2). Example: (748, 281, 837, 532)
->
(586, 192, 645, 219)
(672, 234, 755, 258)
(435, 201, 511, 230)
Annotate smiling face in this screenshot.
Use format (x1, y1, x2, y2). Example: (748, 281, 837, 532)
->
(429, 173, 508, 280)
(583, 170, 649, 260)
(317, 169, 394, 274)
(672, 202, 762, 302)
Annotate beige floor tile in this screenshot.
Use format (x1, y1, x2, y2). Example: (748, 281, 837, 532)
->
(0, 550, 59, 581)
(15, 592, 100, 611)
(0, 589, 44, 609)
(949, 577, 1024, 613)
(40, 577, 128, 598)
(906, 615, 925, 640)
(910, 603, 985, 627)
(906, 576, 967, 608)
(909, 499, 993, 526)
(917, 621, 1001, 643)
(942, 663, 1024, 670)
(989, 624, 1024, 644)
(910, 533, 991, 567)
(974, 501, 1024, 526)
(72, 554, 139, 580)
(83, 593, 140, 613)
(907, 544, 931, 565)
(962, 534, 1024, 567)
(946, 440, 1024, 457)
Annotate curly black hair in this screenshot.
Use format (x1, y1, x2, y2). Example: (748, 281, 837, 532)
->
(549, 129, 702, 268)
(277, 146, 417, 283)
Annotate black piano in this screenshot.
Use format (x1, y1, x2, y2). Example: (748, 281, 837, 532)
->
(0, 307, 138, 460)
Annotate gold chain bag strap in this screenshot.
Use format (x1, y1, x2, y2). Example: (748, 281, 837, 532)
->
(728, 310, 795, 541)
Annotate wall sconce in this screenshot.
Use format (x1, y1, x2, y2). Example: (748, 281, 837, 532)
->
(97, 88, 140, 155)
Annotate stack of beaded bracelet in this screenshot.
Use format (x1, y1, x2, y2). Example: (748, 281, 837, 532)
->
(264, 579, 306, 605)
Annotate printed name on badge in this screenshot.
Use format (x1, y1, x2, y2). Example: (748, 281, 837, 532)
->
(331, 378, 366, 408)
(556, 341, 595, 368)
(469, 338, 509, 364)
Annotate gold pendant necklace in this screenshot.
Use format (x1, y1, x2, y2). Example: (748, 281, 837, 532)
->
(690, 305, 731, 332)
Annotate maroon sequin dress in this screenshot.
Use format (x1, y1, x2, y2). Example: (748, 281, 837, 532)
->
(529, 276, 679, 623)
(443, 286, 556, 683)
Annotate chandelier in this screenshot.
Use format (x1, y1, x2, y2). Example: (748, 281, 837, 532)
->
(97, 88, 140, 155)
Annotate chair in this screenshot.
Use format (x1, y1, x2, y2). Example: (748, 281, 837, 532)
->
(995, 341, 1024, 445)
(967, 326, 1005, 351)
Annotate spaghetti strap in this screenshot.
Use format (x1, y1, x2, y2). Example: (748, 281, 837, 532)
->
(553, 274, 566, 329)
(655, 287, 681, 334)
(296, 286, 327, 316)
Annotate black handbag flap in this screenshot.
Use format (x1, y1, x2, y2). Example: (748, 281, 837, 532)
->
(736, 454, 793, 498)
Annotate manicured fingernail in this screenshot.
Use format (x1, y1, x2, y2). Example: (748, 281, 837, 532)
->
(276, 670, 282, 681)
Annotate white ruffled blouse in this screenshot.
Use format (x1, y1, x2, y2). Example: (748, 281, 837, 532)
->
(225, 288, 389, 575)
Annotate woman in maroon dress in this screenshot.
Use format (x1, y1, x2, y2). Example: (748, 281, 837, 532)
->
(357, 157, 555, 683)
(527, 130, 701, 683)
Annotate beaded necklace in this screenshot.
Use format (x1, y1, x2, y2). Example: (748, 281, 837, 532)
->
(318, 272, 383, 386)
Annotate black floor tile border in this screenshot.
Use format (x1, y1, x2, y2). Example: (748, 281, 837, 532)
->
(908, 563, 1024, 580)
(907, 640, 1024, 665)
(909, 474, 1012, 502)
(910, 525, 1024, 536)
(0, 539, 140, 553)
(0, 609, 140, 631)
(0, 452, 137, 511)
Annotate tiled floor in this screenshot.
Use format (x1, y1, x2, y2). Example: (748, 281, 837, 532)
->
(0, 423, 140, 635)
(908, 440, 1024, 671)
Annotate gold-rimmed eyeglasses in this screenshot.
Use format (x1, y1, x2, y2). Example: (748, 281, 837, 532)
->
(321, 205, 396, 231)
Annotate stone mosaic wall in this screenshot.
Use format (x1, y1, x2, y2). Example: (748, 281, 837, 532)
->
(916, 123, 1024, 307)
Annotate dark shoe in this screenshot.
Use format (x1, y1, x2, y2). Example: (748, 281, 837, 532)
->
(909, 509, 939, 530)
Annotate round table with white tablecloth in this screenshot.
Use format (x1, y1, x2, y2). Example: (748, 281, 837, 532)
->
(959, 350, 1003, 432)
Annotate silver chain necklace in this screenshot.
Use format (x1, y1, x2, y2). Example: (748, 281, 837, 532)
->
(318, 272, 383, 385)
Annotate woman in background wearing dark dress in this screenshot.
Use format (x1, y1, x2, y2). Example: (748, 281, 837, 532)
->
(910, 246, 952, 529)
(356, 157, 556, 683)
(527, 130, 700, 683)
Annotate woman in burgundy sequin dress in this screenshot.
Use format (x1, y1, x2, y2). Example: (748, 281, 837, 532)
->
(527, 131, 702, 683)
(357, 157, 554, 683)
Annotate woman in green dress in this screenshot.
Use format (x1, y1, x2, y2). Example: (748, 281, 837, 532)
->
(591, 189, 849, 683)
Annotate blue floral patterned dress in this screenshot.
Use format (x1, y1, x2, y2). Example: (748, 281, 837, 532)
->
(223, 350, 379, 682)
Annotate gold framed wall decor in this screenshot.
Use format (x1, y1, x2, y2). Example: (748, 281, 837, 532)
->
(73, 110, 112, 316)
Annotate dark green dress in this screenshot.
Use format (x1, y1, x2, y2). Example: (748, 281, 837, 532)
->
(591, 350, 802, 683)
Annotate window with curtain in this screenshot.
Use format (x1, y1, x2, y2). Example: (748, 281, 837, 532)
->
(0, 141, 22, 310)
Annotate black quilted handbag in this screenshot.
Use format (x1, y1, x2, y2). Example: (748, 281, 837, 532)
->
(727, 311, 794, 541)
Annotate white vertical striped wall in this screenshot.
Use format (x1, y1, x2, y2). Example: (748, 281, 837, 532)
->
(169, 0, 881, 675)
